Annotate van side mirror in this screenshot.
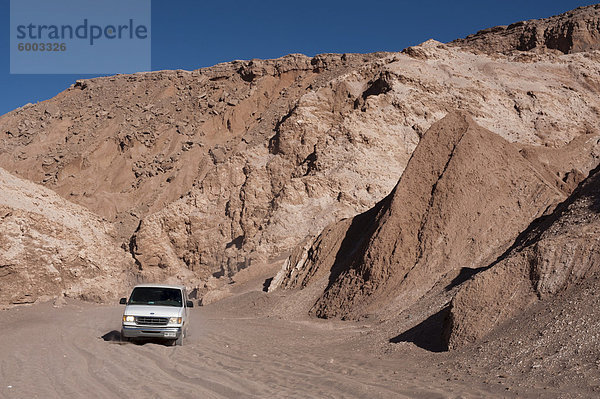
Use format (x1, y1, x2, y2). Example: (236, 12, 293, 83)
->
(186, 300, 194, 308)
(119, 298, 127, 305)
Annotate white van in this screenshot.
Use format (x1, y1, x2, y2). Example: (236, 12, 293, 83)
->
(120, 284, 193, 346)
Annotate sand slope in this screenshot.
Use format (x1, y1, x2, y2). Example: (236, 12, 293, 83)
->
(272, 112, 567, 320)
(446, 163, 600, 349)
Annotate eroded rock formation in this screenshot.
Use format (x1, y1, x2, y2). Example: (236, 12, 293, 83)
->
(452, 4, 600, 54)
(0, 168, 136, 306)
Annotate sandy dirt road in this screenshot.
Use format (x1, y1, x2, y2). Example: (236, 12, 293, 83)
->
(0, 294, 545, 399)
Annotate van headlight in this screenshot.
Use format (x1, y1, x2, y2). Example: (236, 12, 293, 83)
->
(123, 315, 135, 322)
(168, 317, 182, 324)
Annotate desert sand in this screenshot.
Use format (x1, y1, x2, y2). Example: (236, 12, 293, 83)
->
(0, 290, 569, 399)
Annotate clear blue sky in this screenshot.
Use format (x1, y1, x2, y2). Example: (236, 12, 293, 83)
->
(1, 0, 597, 116)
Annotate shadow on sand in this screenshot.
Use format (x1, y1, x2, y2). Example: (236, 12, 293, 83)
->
(101, 330, 123, 342)
(101, 330, 176, 346)
(389, 306, 450, 352)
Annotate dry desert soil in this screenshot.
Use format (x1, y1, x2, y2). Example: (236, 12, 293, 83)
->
(0, 291, 570, 399)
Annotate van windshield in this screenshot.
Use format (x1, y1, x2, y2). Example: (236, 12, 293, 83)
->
(128, 287, 182, 307)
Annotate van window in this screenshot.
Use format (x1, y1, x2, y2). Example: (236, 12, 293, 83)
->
(128, 287, 183, 307)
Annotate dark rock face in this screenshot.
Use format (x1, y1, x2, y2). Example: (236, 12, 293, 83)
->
(452, 4, 600, 54)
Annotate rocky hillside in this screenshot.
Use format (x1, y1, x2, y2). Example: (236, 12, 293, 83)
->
(267, 3, 600, 357)
(3, 38, 600, 287)
(0, 167, 136, 307)
(2, 5, 600, 309)
(452, 4, 600, 54)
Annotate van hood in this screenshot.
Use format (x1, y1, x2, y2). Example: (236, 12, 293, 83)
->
(124, 305, 183, 318)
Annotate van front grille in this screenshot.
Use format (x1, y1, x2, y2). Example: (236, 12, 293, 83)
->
(136, 316, 168, 326)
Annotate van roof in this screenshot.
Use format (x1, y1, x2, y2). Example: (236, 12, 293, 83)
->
(132, 284, 185, 290)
